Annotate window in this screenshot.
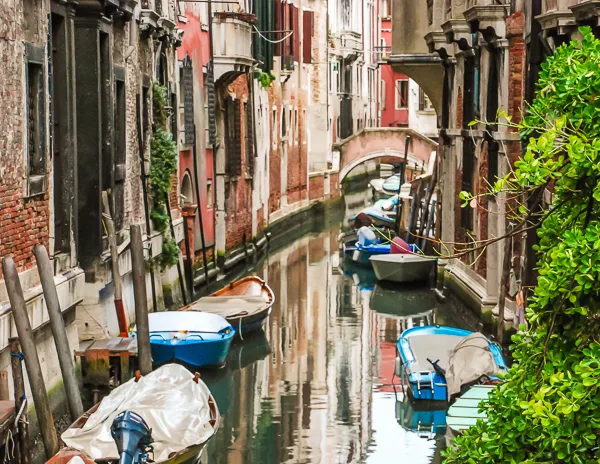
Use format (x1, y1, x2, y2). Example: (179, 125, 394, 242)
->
(272, 108, 277, 148)
(244, 101, 254, 175)
(381, 0, 390, 18)
(395, 79, 409, 109)
(380, 80, 386, 110)
(207, 180, 213, 208)
(282, 107, 287, 138)
(25, 44, 47, 196)
(418, 88, 434, 111)
(224, 97, 242, 177)
(294, 108, 298, 145)
(461, 138, 475, 230)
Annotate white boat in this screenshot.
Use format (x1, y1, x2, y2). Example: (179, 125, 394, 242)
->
(369, 253, 436, 283)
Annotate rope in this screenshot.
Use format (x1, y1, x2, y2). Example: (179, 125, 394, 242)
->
(238, 317, 244, 341)
(9, 352, 23, 360)
(253, 25, 293, 44)
(3, 429, 14, 464)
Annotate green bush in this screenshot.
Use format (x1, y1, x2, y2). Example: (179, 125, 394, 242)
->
(445, 27, 600, 464)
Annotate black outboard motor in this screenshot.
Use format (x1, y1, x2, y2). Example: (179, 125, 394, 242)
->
(110, 411, 153, 464)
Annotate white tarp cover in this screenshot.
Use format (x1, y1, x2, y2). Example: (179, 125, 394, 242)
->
(62, 364, 215, 461)
(146, 311, 231, 333)
(445, 333, 500, 400)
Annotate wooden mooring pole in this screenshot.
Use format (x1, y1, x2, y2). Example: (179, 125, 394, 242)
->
(497, 227, 513, 342)
(130, 224, 153, 375)
(34, 244, 84, 422)
(2, 258, 59, 458)
(10, 339, 29, 464)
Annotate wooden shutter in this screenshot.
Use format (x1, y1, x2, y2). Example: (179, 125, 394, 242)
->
(302, 10, 313, 64)
(225, 97, 242, 177)
(292, 5, 300, 62)
(274, 0, 283, 56)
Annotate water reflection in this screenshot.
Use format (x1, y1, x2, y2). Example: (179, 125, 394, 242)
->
(202, 224, 474, 464)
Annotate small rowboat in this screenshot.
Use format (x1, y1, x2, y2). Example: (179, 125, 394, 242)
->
(47, 364, 220, 464)
(146, 312, 235, 367)
(370, 253, 436, 283)
(185, 276, 275, 338)
(395, 326, 507, 401)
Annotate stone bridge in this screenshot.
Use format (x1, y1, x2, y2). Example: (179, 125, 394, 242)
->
(333, 128, 438, 183)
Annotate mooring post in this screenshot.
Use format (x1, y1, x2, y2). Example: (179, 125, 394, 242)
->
(34, 245, 84, 422)
(130, 224, 153, 375)
(2, 258, 59, 458)
(10, 339, 29, 464)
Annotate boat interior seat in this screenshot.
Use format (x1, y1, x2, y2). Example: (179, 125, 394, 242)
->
(191, 296, 267, 317)
(406, 335, 465, 375)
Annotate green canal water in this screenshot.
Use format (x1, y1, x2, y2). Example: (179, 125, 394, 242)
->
(200, 188, 483, 464)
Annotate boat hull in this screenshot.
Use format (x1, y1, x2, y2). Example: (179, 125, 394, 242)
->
(150, 332, 235, 368)
(370, 254, 436, 283)
(351, 244, 390, 267)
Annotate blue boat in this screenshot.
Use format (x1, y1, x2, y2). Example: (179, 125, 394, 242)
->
(395, 326, 507, 401)
(145, 312, 236, 368)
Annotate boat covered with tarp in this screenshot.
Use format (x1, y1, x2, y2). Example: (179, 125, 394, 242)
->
(49, 364, 220, 464)
(395, 326, 507, 401)
(145, 311, 235, 367)
(185, 276, 275, 338)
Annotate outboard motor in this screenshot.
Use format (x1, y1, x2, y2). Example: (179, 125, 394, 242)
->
(110, 411, 153, 464)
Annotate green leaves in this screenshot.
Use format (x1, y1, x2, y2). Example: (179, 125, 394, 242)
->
(149, 82, 180, 271)
(444, 27, 600, 464)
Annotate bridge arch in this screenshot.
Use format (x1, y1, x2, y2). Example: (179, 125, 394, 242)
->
(333, 128, 438, 185)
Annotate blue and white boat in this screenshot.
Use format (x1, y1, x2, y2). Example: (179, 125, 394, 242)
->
(145, 311, 236, 368)
(395, 326, 507, 401)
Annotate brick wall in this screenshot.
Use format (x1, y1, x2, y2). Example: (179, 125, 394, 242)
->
(268, 83, 282, 214)
(224, 75, 254, 250)
(0, 0, 50, 279)
(507, 12, 525, 127)
(309, 175, 325, 200)
(329, 173, 340, 198)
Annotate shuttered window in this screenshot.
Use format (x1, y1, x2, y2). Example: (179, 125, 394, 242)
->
(303, 10, 314, 64)
(292, 5, 300, 62)
(225, 97, 242, 177)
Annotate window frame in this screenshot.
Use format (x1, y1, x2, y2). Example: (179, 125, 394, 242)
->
(25, 43, 47, 198)
(395, 78, 409, 110)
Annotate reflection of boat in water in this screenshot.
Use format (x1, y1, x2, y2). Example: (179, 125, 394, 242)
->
(370, 283, 436, 322)
(201, 329, 271, 417)
(341, 255, 377, 291)
(395, 394, 447, 440)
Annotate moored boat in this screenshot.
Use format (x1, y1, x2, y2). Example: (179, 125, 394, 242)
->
(47, 364, 220, 464)
(395, 326, 507, 401)
(370, 253, 436, 283)
(146, 311, 235, 367)
(184, 276, 275, 338)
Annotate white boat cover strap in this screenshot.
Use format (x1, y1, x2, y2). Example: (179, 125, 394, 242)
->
(445, 333, 501, 400)
(190, 296, 267, 318)
(62, 364, 215, 461)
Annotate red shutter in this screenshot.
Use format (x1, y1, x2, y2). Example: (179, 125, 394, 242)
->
(302, 10, 313, 64)
(275, 0, 283, 56)
(293, 5, 300, 62)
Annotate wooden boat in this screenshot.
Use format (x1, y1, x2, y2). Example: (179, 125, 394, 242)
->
(146, 312, 235, 367)
(370, 253, 436, 283)
(395, 326, 507, 401)
(185, 276, 275, 338)
(47, 364, 220, 464)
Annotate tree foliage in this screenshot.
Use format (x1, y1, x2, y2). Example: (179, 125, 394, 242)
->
(444, 27, 600, 464)
(150, 82, 180, 271)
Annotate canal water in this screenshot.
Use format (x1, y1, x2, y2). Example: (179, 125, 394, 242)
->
(200, 186, 482, 464)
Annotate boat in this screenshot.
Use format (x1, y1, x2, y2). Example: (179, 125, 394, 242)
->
(382, 175, 401, 195)
(370, 253, 436, 283)
(395, 326, 507, 401)
(351, 241, 391, 266)
(185, 276, 275, 338)
(347, 206, 396, 228)
(369, 178, 386, 194)
(146, 311, 236, 367)
(48, 364, 220, 464)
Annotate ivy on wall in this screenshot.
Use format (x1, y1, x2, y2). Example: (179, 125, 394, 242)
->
(149, 82, 180, 270)
(445, 27, 600, 464)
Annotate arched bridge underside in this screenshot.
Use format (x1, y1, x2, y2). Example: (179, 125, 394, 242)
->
(334, 128, 438, 183)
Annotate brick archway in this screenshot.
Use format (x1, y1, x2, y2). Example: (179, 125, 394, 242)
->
(333, 128, 438, 184)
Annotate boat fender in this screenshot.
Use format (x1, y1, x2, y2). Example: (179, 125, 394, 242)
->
(193, 372, 201, 383)
(394, 400, 401, 421)
(134, 371, 141, 383)
(395, 357, 402, 378)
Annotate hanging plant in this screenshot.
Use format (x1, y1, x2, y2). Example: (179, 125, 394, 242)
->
(444, 27, 600, 464)
(256, 70, 276, 89)
(149, 82, 180, 271)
